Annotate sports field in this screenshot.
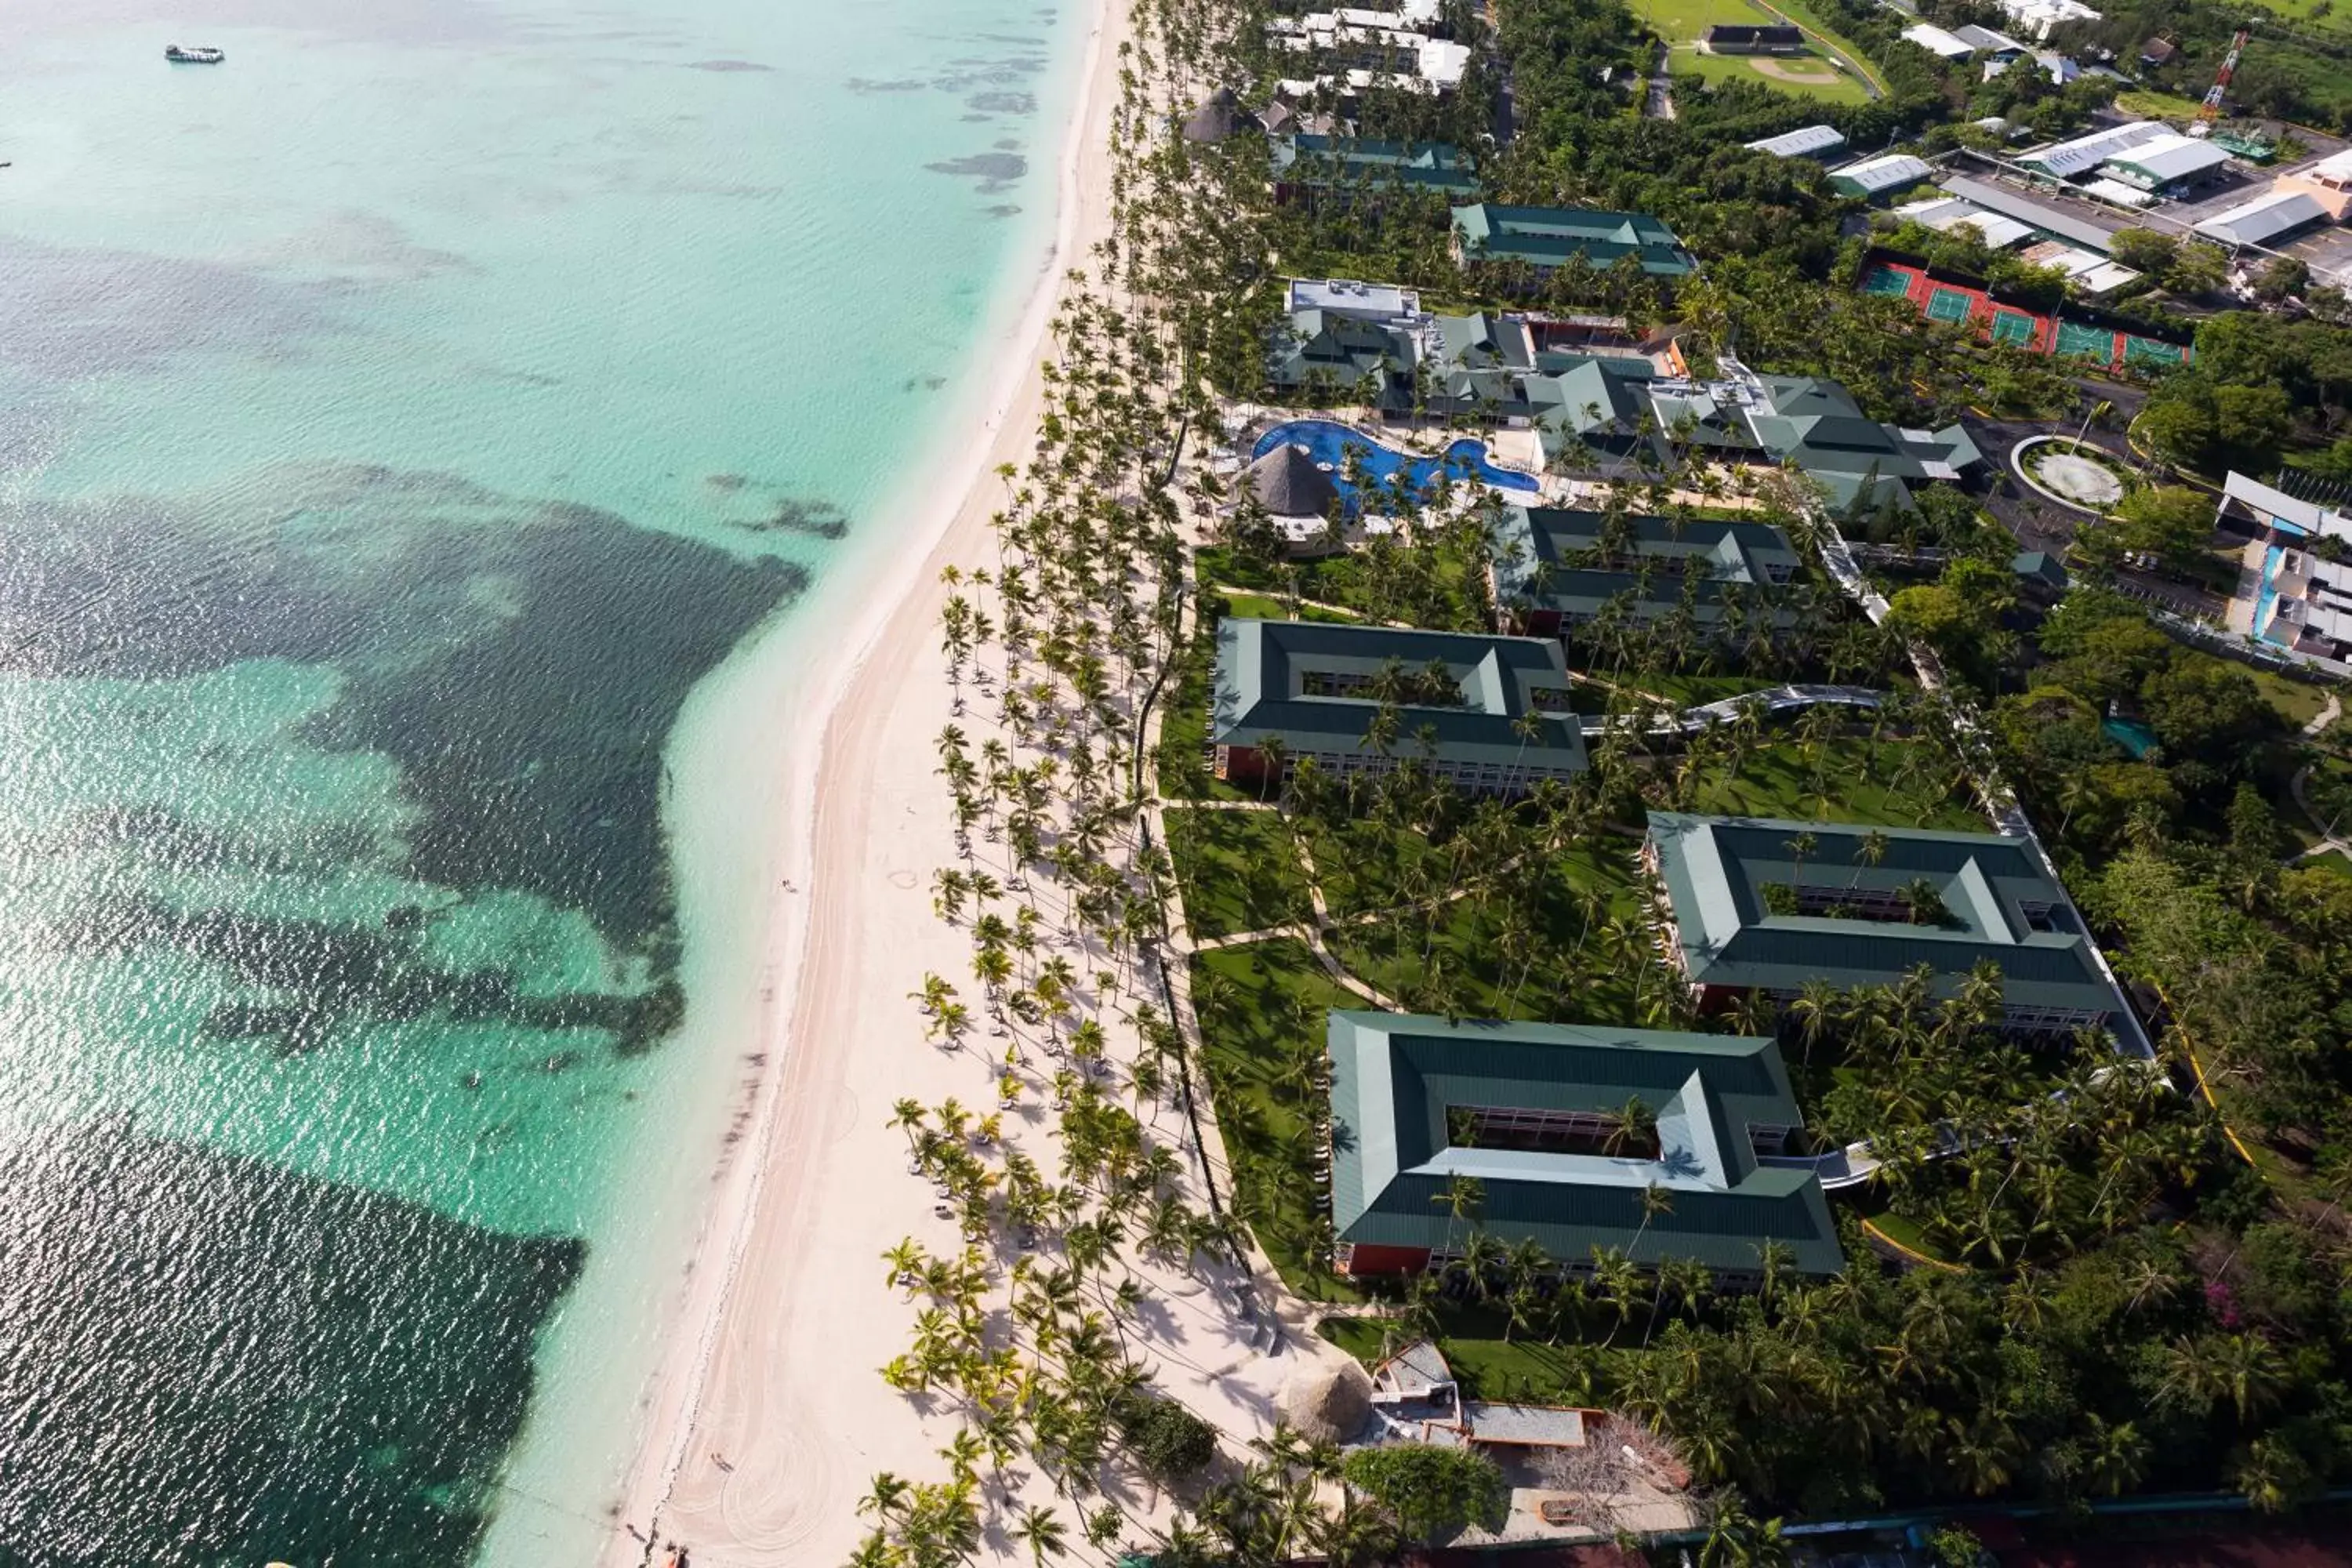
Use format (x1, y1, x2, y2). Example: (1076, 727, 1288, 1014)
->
(1639, 0, 1880, 103)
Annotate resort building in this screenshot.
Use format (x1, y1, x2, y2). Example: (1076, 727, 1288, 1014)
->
(1994, 0, 2099, 41)
(1486, 506, 1803, 635)
(1267, 284, 1423, 412)
(1210, 619, 1588, 793)
(1270, 135, 1479, 208)
(2016, 120, 2167, 181)
(2278, 147, 2352, 221)
(1700, 23, 1804, 53)
(1828, 154, 1936, 201)
(1266, 6, 1472, 96)
(1450, 203, 1698, 278)
(1327, 1010, 1845, 1279)
(1643, 812, 2134, 1040)
(2216, 472, 2352, 661)
(1745, 124, 1847, 161)
(1744, 374, 1984, 511)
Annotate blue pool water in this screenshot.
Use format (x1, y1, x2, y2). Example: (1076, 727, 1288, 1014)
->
(2254, 543, 2291, 648)
(1254, 419, 1540, 508)
(2103, 717, 2158, 758)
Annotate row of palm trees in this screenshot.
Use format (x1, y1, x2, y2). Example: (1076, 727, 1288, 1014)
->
(848, 4, 1489, 1561)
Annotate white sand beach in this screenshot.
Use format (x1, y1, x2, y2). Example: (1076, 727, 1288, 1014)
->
(592, 0, 1308, 1561)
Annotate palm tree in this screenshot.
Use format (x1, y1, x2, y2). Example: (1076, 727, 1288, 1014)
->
(1782, 830, 1818, 895)
(1602, 1095, 1656, 1157)
(1430, 1171, 1485, 1261)
(1010, 1503, 1068, 1566)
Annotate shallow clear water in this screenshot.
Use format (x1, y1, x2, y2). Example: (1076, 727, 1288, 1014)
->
(0, 0, 1080, 1561)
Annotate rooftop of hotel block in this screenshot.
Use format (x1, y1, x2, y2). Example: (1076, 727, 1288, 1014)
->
(1450, 203, 1697, 277)
(1211, 618, 1588, 772)
(1327, 1011, 1844, 1275)
(1487, 506, 1804, 626)
(1645, 811, 2129, 1022)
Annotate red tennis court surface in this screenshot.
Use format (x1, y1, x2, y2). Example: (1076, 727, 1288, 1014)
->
(1860, 261, 2190, 372)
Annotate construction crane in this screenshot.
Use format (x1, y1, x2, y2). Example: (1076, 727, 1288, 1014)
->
(2187, 24, 2252, 138)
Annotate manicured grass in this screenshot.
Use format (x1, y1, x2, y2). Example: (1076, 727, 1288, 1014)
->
(1323, 1312, 1601, 1402)
(1860, 1208, 1962, 1266)
(1671, 43, 1871, 105)
(1621, 670, 1782, 707)
(1196, 541, 1490, 633)
(1163, 808, 1316, 941)
(1685, 735, 1988, 833)
(1322, 837, 1664, 1025)
(1190, 938, 1368, 1301)
(1218, 590, 1363, 624)
(2248, 666, 2333, 729)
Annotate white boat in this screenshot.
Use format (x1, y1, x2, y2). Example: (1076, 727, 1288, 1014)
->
(165, 44, 226, 64)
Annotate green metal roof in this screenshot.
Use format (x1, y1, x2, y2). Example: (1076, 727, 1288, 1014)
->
(1488, 506, 1802, 627)
(1451, 203, 1697, 278)
(1211, 619, 1588, 772)
(1327, 1011, 1843, 1276)
(1646, 811, 2127, 1018)
(1272, 135, 1480, 194)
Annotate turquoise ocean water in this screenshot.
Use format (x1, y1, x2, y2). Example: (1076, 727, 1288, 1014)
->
(0, 0, 1080, 1561)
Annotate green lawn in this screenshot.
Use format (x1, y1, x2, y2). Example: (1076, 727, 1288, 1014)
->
(1163, 808, 1317, 942)
(2302, 848, 2352, 882)
(1196, 541, 1490, 633)
(2113, 88, 2209, 119)
(1190, 938, 1367, 1301)
(2248, 666, 2334, 730)
(1669, 42, 1871, 105)
(1322, 1314, 1598, 1403)
(1621, 670, 1783, 707)
(1321, 837, 1664, 1025)
(1685, 735, 1988, 833)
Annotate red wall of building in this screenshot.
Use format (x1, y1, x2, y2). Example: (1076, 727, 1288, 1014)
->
(1343, 1244, 1432, 1276)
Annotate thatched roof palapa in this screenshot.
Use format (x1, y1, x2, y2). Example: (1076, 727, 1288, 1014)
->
(1245, 442, 1341, 518)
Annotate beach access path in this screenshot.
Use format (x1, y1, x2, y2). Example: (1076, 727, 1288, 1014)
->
(593, 3, 1319, 1564)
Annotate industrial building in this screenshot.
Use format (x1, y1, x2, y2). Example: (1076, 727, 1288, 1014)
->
(1829, 154, 1935, 200)
(2094, 130, 2234, 196)
(1745, 124, 1846, 161)
(2194, 187, 2332, 249)
(1326, 1011, 1844, 1279)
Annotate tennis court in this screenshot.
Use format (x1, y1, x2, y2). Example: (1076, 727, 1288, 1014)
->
(2123, 334, 2187, 367)
(1990, 310, 2035, 346)
(2053, 320, 2118, 361)
(1860, 264, 1915, 297)
(1925, 288, 1976, 323)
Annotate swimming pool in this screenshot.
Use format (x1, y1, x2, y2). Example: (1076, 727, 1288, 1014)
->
(2253, 543, 2289, 648)
(1252, 419, 1540, 509)
(2102, 716, 2158, 758)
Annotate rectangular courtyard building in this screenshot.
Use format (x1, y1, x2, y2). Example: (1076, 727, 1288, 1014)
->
(1327, 1011, 1844, 1279)
(1487, 505, 1803, 636)
(1644, 812, 2130, 1039)
(1451, 203, 1697, 278)
(1210, 618, 1587, 795)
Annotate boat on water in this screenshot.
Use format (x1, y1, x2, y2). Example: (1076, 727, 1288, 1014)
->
(165, 44, 226, 64)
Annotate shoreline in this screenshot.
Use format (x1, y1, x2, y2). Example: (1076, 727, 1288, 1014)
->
(592, 0, 1134, 1558)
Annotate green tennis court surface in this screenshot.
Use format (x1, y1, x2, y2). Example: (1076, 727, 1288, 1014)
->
(2123, 334, 2187, 366)
(1860, 266, 1915, 297)
(1925, 288, 1975, 322)
(2054, 320, 2117, 359)
(1991, 311, 2035, 345)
